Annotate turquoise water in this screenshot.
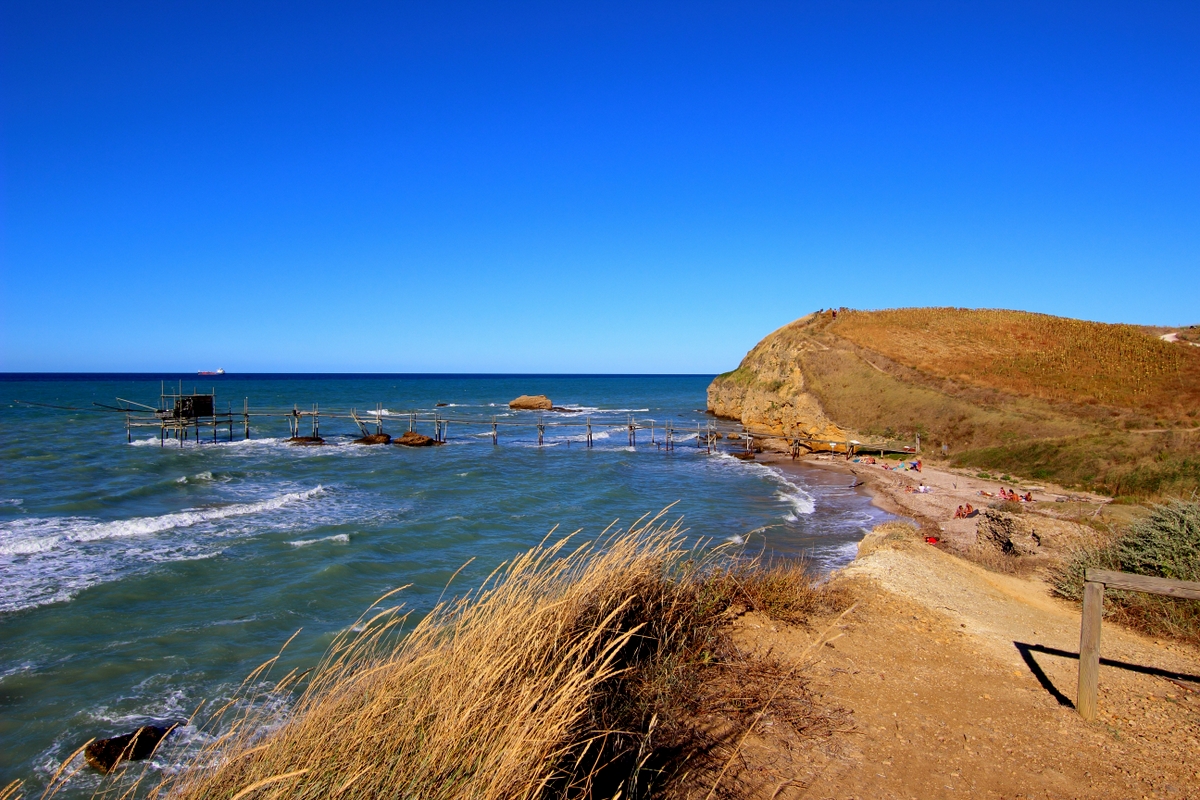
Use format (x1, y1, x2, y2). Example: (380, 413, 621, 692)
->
(0, 374, 894, 794)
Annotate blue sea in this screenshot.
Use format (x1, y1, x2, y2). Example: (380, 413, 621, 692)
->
(0, 374, 895, 794)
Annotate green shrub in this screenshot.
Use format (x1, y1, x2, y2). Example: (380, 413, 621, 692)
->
(1112, 501, 1200, 582)
(1052, 501, 1200, 644)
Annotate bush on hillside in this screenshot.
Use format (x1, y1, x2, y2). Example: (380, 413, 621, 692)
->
(1112, 501, 1200, 582)
(1053, 501, 1200, 645)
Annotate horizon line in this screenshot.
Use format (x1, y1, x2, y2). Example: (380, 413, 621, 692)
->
(0, 372, 720, 379)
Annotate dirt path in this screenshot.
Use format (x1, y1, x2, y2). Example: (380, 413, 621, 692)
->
(724, 532, 1200, 799)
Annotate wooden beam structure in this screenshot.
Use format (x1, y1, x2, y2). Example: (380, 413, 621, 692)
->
(1077, 568, 1200, 721)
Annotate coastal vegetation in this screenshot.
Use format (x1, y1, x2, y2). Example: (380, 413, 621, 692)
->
(708, 307, 1200, 499)
(1052, 500, 1200, 646)
(832, 308, 1197, 416)
(49, 516, 844, 800)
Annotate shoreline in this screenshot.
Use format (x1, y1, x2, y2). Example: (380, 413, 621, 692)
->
(758, 450, 1120, 554)
(725, 455, 1200, 798)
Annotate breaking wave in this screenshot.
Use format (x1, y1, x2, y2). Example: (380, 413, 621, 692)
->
(287, 533, 350, 547)
(0, 487, 329, 612)
(0, 487, 325, 555)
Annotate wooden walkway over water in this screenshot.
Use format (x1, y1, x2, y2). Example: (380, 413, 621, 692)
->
(18, 382, 915, 458)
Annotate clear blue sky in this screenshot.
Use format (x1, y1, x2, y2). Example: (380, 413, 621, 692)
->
(2, 2, 1197, 372)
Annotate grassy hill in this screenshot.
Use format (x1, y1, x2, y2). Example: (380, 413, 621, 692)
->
(708, 308, 1200, 500)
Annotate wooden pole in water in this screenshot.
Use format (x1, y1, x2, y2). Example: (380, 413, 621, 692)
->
(492, 417, 498, 445)
(244, 398, 250, 440)
(586, 417, 592, 448)
(538, 421, 544, 447)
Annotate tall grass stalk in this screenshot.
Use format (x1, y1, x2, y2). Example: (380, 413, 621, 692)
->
(67, 511, 834, 800)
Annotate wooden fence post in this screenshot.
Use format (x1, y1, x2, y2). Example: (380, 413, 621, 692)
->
(1077, 579, 1104, 721)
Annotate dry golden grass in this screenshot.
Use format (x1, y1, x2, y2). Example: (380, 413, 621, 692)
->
(34, 514, 844, 800)
(831, 308, 1200, 420)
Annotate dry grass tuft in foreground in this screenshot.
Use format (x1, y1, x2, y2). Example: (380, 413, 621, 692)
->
(56, 512, 843, 800)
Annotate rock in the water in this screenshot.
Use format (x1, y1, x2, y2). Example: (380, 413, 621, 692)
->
(394, 431, 439, 447)
(287, 436, 325, 446)
(508, 395, 552, 410)
(353, 433, 392, 445)
(85, 724, 178, 774)
(730, 451, 756, 460)
(435, 402, 449, 407)
(726, 432, 741, 440)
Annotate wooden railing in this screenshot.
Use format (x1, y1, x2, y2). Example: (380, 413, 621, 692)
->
(1077, 568, 1200, 720)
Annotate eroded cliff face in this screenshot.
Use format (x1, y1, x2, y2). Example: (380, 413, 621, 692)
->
(707, 315, 847, 441)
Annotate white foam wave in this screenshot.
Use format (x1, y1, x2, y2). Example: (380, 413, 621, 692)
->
(711, 454, 816, 520)
(549, 406, 652, 417)
(0, 487, 325, 556)
(0, 499, 22, 507)
(129, 436, 290, 449)
(287, 533, 350, 547)
(175, 471, 214, 485)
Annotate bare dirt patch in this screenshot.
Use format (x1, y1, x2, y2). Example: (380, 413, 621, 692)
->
(722, 531, 1200, 799)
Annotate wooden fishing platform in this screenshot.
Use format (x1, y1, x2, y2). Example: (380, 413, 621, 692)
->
(31, 382, 911, 458)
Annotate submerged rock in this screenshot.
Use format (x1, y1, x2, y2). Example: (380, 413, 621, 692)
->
(394, 431, 440, 447)
(85, 724, 179, 774)
(730, 451, 756, 460)
(353, 433, 392, 445)
(287, 436, 325, 446)
(508, 394, 552, 410)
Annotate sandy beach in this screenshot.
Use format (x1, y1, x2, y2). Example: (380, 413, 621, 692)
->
(715, 453, 1200, 799)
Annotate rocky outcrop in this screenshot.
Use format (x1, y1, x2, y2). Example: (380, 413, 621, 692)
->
(973, 508, 1093, 557)
(707, 315, 847, 442)
(353, 433, 391, 445)
(287, 436, 325, 446)
(975, 508, 1042, 556)
(509, 395, 553, 410)
(394, 431, 439, 447)
(85, 724, 178, 773)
